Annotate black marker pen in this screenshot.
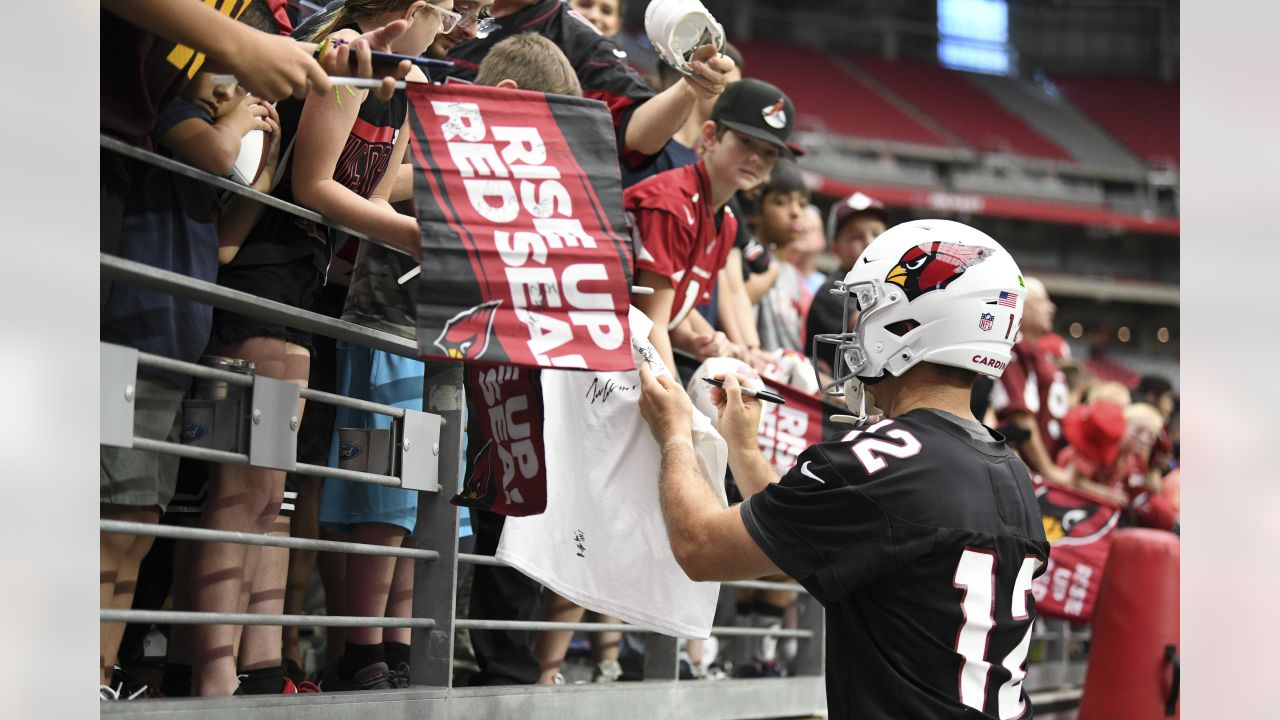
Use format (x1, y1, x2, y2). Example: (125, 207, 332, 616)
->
(701, 377, 786, 405)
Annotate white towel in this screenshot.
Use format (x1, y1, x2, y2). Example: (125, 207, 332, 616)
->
(496, 306, 727, 638)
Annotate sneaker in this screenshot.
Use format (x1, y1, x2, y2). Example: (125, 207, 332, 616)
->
(234, 677, 299, 695)
(388, 661, 412, 689)
(110, 666, 150, 699)
(296, 679, 322, 693)
(283, 658, 306, 686)
(677, 656, 704, 681)
(319, 662, 393, 692)
(732, 658, 785, 678)
(592, 659, 623, 683)
(552, 672, 566, 685)
(100, 682, 149, 700)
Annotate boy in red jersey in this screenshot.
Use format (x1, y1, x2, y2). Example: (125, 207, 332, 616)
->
(626, 78, 797, 371)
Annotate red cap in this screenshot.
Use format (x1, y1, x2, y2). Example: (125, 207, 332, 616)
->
(1062, 401, 1126, 467)
(1036, 332, 1071, 360)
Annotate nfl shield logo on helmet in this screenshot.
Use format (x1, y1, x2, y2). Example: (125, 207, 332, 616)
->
(979, 313, 995, 331)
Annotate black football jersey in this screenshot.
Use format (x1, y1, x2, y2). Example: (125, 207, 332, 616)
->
(741, 409, 1050, 720)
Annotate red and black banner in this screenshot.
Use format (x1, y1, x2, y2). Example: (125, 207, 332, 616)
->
(1030, 476, 1123, 623)
(455, 364, 548, 516)
(405, 83, 634, 371)
(757, 381, 847, 475)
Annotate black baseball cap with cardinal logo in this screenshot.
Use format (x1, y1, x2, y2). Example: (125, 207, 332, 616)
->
(710, 78, 798, 158)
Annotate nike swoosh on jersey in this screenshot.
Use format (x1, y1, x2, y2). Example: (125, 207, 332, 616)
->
(799, 461, 826, 484)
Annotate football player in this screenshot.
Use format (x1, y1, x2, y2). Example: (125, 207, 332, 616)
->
(638, 219, 1050, 719)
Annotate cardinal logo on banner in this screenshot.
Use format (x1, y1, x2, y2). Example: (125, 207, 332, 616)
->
(1030, 477, 1122, 622)
(434, 300, 501, 360)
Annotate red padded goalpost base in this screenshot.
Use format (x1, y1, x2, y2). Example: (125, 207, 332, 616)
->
(1078, 528, 1180, 720)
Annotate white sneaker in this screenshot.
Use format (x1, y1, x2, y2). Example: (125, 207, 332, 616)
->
(592, 659, 623, 683)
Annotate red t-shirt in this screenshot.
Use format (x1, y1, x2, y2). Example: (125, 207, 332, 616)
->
(991, 338, 1070, 456)
(624, 161, 738, 328)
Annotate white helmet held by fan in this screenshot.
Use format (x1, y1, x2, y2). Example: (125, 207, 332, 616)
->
(644, 0, 725, 77)
(811, 219, 1027, 421)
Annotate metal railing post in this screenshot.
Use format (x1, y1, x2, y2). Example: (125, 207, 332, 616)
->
(643, 633, 679, 681)
(410, 360, 465, 687)
(792, 592, 826, 677)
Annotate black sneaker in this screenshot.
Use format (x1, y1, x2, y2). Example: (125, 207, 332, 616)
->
(283, 658, 306, 686)
(108, 666, 150, 699)
(388, 661, 412, 689)
(319, 662, 392, 691)
(732, 658, 785, 678)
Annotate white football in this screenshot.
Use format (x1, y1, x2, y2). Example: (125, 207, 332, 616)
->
(232, 129, 268, 186)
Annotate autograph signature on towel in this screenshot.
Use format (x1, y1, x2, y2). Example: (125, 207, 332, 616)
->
(585, 377, 637, 405)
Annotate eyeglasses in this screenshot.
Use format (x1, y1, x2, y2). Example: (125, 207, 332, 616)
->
(458, 9, 497, 35)
(423, 3, 463, 34)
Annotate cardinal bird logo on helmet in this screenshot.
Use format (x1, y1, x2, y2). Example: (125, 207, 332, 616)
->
(434, 300, 502, 360)
(885, 241, 997, 302)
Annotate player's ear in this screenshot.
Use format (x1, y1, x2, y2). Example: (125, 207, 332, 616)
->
(496, 79, 519, 90)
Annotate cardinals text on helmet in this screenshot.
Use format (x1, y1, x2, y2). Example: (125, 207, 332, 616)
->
(431, 100, 627, 367)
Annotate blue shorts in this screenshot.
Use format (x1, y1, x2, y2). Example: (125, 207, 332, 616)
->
(318, 342, 471, 537)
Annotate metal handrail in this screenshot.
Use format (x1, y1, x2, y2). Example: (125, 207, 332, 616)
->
(455, 619, 813, 639)
(102, 609, 435, 629)
(100, 520, 441, 560)
(101, 253, 418, 360)
(129, 437, 402, 487)
(456, 554, 812, 595)
(138, 349, 409, 419)
(138, 351, 253, 387)
(101, 134, 386, 250)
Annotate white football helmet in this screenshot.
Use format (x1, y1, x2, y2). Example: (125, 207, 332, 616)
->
(644, 0, 725, 77)
(811, 219, 1026, 419)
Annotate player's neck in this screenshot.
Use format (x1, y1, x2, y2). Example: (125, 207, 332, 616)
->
(879, 380, 978, 423)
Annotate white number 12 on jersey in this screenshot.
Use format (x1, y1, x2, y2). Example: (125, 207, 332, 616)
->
(849, 421, 922, 474)
(953, 549, 1040, 719)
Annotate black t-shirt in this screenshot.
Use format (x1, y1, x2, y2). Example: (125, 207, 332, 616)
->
(741, 409, 1050, 720)
(805, 268, 847, 366)
(218, 22, 408, 311)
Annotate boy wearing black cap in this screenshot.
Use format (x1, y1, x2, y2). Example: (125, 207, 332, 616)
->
(627, 78, 798, 372)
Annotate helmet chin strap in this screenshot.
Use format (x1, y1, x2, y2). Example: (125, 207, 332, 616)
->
(832, 377, 869, 426)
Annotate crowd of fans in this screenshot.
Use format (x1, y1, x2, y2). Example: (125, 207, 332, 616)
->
(99, 0, 1180, 701)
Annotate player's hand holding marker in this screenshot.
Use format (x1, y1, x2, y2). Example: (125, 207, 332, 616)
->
(706, 373, 763, 453)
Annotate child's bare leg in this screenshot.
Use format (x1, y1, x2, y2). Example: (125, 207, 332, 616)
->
(534, 590, 587, 684)
(385, 537, 415, 648)
(191, 337, 308, 695)
(239, 515, 292, 674)
(100, 506, 158, 685)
